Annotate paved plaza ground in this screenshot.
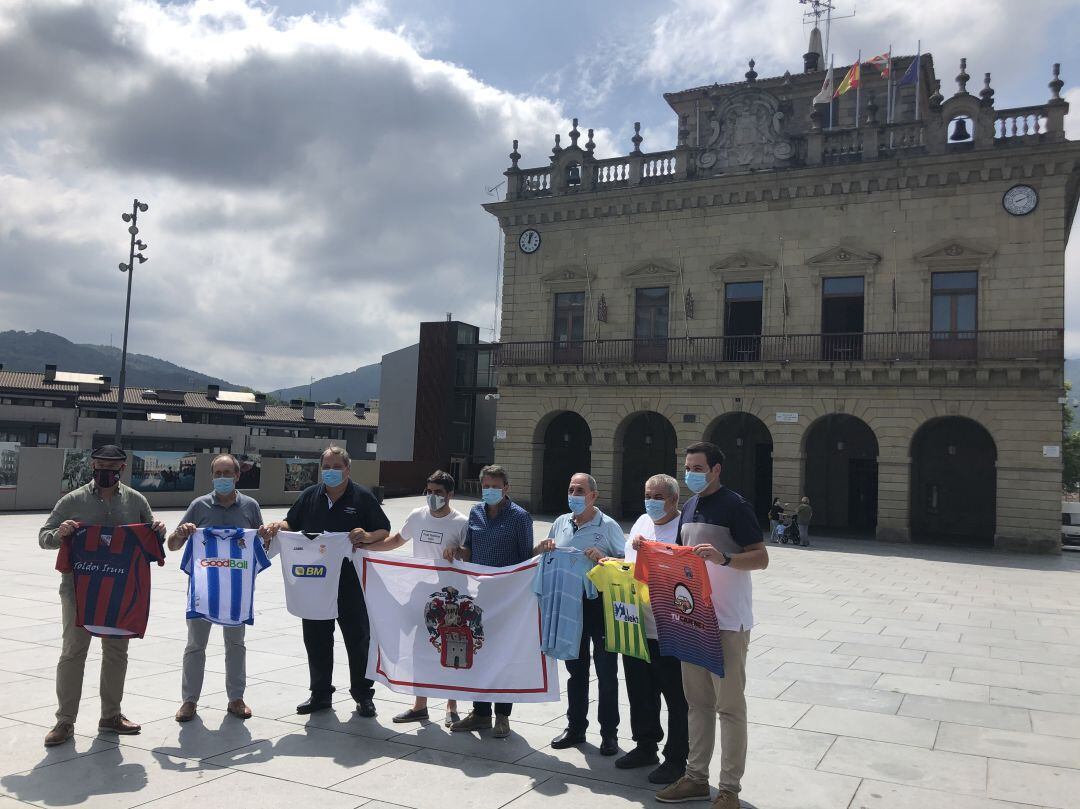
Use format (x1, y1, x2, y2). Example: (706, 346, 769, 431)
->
(1, 496, 1080, 809)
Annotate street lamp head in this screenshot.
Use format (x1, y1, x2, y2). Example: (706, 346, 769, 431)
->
(121, 213, 132, 222)
(119, 262, 130, 272)
(137, 202, 148, 213)
(135, 253, 148, 264)
(135, 240, 147, 250)
(127, 225, 138, 235)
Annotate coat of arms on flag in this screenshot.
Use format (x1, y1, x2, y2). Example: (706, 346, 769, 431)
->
(425, 586, 484, 669)
(356, 553, 560, 702)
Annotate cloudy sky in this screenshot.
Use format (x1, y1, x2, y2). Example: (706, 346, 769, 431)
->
(1, 0, 1077, 391)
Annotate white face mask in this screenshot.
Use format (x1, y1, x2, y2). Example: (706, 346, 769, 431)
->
(427, 494, 447, 512)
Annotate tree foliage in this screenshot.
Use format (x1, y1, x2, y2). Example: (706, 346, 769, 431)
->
(1063, 382, 1080, 493)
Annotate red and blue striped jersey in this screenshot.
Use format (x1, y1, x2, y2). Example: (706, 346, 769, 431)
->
(56, 524, 165, 638)
(633, 541, 724, 677)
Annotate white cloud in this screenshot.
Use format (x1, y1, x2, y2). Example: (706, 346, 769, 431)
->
(0, 0, 592, 390)
(642, 0, 1073, 107)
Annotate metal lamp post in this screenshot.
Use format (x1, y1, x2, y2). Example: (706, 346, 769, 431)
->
(114, 199, 149, 445)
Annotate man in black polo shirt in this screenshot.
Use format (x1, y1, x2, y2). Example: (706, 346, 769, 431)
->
(265, 445, 390, 716)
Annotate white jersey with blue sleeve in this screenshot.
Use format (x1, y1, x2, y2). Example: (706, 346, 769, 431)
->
(182, 527, 271, 626)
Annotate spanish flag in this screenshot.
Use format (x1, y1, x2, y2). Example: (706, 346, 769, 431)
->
(834, 59, 861, 98)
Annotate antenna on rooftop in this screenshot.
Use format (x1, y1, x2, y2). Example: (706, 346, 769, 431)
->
(799, 0, 855, 66)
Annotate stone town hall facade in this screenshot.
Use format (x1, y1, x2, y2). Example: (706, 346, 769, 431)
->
(484, 37, 1078, 553)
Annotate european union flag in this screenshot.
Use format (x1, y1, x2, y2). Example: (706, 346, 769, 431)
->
(898, 52, 920, 86)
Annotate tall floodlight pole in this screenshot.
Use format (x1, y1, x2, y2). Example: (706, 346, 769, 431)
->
(114, 199, 150, 444)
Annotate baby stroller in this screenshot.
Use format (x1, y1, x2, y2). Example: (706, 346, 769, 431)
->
(776, 512, 802, 545)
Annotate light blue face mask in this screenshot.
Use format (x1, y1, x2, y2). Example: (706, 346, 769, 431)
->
(212, 477, 235, 496)
(321, 468, 344, 487)
(481, 487, 504, 506)
(644, 499, 667, 521)
(568, 495, 588, 515)
(684, 471, 709, 494)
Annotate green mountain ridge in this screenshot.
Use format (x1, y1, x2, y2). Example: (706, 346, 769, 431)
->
(0, 330, 382, 405)
(0, 330, 239, 392)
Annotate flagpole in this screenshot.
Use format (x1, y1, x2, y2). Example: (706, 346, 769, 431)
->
(829, 56, 834, 129)
(855, 49, 862, 128)
(914, 40, 921, 121)
(886, 45, 893, 124)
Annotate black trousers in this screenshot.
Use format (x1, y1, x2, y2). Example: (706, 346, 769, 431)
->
(472, 702, 513, 717)
(623, 638, 689, 765)
(565, 596, 620, 736)
(302, 561, 374, 702)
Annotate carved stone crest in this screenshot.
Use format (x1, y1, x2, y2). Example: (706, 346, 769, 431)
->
(699, 89, 793, 171)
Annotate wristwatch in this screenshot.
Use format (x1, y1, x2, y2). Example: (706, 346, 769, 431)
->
(721, 552, 732, 566)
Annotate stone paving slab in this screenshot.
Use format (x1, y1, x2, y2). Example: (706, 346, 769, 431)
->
(0, 499, 1077, 809)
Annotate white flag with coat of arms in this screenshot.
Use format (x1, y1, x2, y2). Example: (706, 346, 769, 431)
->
(355, 552, 560, 702)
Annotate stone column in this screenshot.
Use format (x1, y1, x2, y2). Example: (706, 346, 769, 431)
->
(876, 456, 911, 543)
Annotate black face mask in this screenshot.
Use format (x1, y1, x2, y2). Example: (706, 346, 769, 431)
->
(93, 468, 121, 488)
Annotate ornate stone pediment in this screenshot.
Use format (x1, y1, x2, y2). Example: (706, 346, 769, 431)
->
(806, 244, 881, 271)
(710, 251, 778, 274)
(698, 89, 794, 172)
(540, 265, 595, 289)
(621, 260, 680, 281)
(913, 239, 995, 268)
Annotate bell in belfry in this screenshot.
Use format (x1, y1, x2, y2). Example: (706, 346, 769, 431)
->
(566, 162, 581, 186)
(950, 117, 972, 141)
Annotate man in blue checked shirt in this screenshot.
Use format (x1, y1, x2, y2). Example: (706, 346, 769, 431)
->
(536, 472, 626, 757)
(446, 464, 534, 739)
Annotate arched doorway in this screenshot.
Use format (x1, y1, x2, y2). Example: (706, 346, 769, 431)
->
(803, 414, 879, 535)
(540, 412, 592, 514)
(708, 412, 773, 525)
(620, 412, 677, 518)
(910, 417, 996, 546)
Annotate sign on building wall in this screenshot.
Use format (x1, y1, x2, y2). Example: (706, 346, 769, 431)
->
(61, 449, 93, 492)
(284, 458, 320, 491)
(0, 442, 19, 488)
(495, 429, 507, 440)
(1043, 445, 1062, 458)
(131, 450, 197, 493)
(775, 412, 799, 424)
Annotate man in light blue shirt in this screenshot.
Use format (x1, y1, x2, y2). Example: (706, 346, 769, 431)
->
(536, 472, 625, 756)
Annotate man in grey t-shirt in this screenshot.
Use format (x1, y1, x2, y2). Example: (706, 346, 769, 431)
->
(167, 454, 265, 722)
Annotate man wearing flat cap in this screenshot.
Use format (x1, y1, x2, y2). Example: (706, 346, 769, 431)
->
(38, 445, 166, 747)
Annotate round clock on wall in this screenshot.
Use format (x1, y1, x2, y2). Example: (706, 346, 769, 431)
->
(518, 228, 541, 254)
(1002, 185, 1038, 216)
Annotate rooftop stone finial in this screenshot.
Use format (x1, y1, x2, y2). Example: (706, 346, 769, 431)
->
(745, 58, 758, 82)
(929, 78, 944, 108)
(956, 58, 970, 94)
(585, 128, 595, 154)
(804, 26, 823, 72)
(632, 121, 643, 154)
(865, 93, 879, 126)
(552, 133, 562, 157)
(570, 118, 580, 148)
(509, 139, 520, 169)
(980, 72, 995, 106)
(1050, 63, 1064, 101)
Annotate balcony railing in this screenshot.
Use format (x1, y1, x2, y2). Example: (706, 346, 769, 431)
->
(494, 329, 1062, 367)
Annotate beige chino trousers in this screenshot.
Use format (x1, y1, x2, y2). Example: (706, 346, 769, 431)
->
(681, 629, 751, 794)
(55, 579, 129, 724)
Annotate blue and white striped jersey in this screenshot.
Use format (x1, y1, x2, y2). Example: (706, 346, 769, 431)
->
(181, 527, 271, 626)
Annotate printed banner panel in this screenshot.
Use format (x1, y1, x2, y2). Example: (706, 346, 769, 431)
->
(358, 553, 559, 702)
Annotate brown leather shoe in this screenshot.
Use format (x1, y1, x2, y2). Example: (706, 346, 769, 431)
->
(44, 722, 74, 747)
(98, 714, 141, 735)
(227, 699, 252, 719)
(175, 701, 197, 722)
